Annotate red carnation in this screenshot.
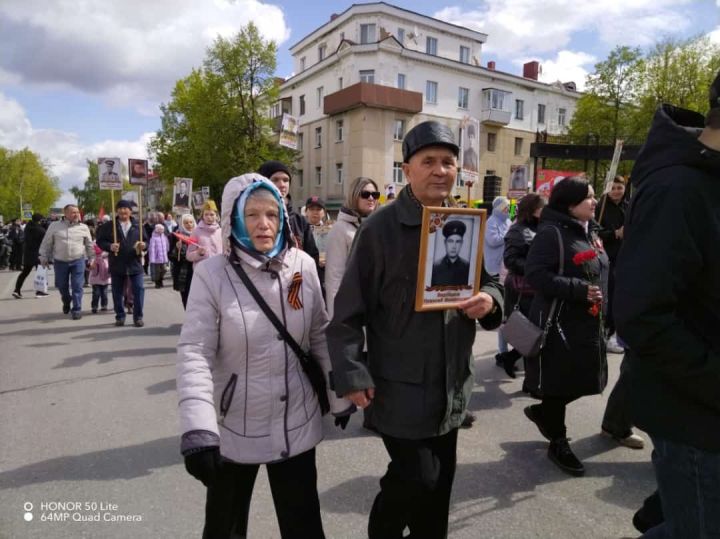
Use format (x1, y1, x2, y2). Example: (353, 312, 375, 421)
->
(573, 249, 597, 265)
(588, 303, 600, 317)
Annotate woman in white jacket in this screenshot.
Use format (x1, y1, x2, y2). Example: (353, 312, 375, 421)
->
(324, 177, 379, 318)
(177, 173, 352, 539)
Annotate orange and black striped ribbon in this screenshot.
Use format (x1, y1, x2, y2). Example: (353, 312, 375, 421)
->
(287, 272, 303, 310)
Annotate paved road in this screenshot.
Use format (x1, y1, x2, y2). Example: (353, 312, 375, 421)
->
(0, 268, 653, 539)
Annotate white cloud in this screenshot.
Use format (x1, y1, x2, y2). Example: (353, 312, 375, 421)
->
(0, 92, 151, 207)
(0, 0, 290, 111)
(525, 50, 596, 91)
(434, 1, 694, 57)
(710, 26, 720, 44)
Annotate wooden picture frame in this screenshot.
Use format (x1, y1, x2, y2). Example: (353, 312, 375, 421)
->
(415, 206, 487, 311)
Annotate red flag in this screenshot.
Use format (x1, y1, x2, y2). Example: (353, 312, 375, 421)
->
(98, 204, 106, 221)
(172, 232, 199, 246)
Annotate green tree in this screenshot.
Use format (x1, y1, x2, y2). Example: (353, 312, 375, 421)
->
(149, 23, 296, 205)
(0, 147, 61, 220)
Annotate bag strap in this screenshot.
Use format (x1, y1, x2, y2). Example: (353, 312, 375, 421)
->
(543, 226, 564, 332)
(227, 252, 309, 362)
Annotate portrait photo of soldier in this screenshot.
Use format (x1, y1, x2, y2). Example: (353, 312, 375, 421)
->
(431, 219, 471, 286)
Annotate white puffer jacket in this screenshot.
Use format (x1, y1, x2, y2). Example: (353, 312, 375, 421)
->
(177, 174, 350, 464)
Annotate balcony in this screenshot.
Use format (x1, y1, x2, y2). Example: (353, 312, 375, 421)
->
(481, 88, 511, 126)
(480, 108, 511, 126)
(324, 82, 423, 116)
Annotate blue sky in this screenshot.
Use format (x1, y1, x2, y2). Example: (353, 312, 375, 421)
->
(0, 0, 718, 205)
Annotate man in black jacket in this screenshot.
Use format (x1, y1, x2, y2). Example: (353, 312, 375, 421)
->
(614, 77, 720, 536)
(12, 213, 47, 298)
(328, 121, 503, 539)
(97, 200, 147, 327)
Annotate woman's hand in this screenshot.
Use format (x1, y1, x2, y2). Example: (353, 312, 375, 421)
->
(345, 388, 374, 409)
(587, 285, 603, 304)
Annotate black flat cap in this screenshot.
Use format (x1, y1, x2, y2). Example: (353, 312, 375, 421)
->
(402, 121, 459, 163)
(710, 69, 720, 110)
(115, 199, 135, 210)
(442, 220, 466, 238)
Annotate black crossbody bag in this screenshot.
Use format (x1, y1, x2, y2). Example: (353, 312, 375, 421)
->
(228, 254, 330, 415)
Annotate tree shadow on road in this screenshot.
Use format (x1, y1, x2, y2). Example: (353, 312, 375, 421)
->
(0, 436, 180, 489)
(53, 347, 176, 368)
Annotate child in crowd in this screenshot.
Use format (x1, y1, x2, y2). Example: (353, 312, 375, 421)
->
(186, 200, 222, 266)
(148, 224, 170, 288)
(89, 242, 111, 313)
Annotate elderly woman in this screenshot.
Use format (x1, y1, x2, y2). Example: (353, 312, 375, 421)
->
(523, 177, 609, 476)
(177, 174, 352, 539)
(324, 176, 379, 318)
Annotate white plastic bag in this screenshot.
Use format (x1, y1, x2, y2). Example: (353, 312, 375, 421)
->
(34, 266, 48, 294)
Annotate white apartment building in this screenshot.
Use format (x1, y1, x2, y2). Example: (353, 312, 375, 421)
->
(277, 1, 580, 209)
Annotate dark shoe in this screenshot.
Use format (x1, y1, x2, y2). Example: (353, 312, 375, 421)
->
(524, 405, 553, 441)
(62, 303, 71, 314)
(548, 438, 585, 476)
(12, 290, 22, 299)
(502, 350, 521, 379)
(633, 491, 664, 533)
(126, 306, 133, 315)
(100, 306, 108, 311)
(460, 411, 476, 428)
(92, 308, 98, 314)
(35, 291, 49, 297)
(133, 319, 144, 327)
(115, 319, 125, 327)
(71, 311, 82, 320)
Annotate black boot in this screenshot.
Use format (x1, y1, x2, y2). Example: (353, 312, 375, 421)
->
(548, 438, 584, 476)
(502, 349, 522, 378)
(524, 405, 553, 441)
(633, 490, 664, 533)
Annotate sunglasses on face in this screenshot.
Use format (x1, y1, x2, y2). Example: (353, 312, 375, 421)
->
(360, 191, 381, 200)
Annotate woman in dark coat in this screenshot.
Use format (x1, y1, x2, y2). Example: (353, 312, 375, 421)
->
(170, 213, 196, 309)
(498, 193, 545, 377)
(12, 213, 47, 298)
(523, 177, 609, 476)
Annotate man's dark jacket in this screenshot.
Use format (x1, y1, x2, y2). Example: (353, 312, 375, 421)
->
(614, 104, 720, 452)
(327, 186, 503, 439)
(22, 221, 46, 267)
(431, 255, 470, 286)
(595, 195, 627, 262)
(96, 217, 145, 275)
(287, 201, 319, 265)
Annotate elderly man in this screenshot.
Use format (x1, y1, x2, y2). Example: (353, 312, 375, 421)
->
(328, 121, 503, 539)
(38, 204, 95, 319)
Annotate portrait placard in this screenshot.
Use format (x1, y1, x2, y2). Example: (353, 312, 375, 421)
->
(98, 157, 122, 190)
(460, 116, 480, 185)
(192, 191, 206, 208)
(173, 177, 193, 212)
(415, 206, 487, 311)
(128, 158, 148, 186)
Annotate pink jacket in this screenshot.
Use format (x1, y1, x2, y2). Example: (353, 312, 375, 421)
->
(186, 220, 222, 266)
(89, 243, 111, 285)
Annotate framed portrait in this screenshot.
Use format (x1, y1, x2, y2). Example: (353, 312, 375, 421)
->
(128, 158, 148, 186)
(415, 206, 487, 311)
(192, 191, 206, 208)
(173, 177, 193, 212)
(98, 157, 122, 190)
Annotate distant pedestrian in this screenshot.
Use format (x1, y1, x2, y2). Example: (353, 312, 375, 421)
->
(96, 199, 146, 327)
(88, 243, 110, 313)
(8, 218, 24, 271)
(170, 214, 196, 309)
(186, 200, 222, 266)
(13, 213, 47, 298)
(148, 224, 169, 288)
(38, 205, 95, 319)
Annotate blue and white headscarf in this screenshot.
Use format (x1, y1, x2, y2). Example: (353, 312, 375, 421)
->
(231, 179, 286, 258)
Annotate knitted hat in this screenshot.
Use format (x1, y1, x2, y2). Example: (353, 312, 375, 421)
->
(258, 160, 292, 182)
(201, 199, 218, 213)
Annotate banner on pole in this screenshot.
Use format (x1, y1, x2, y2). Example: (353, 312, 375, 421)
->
(460, 116, 480, 185)
(279, 113, 299, 150)
(98, 157, 122, 190)
(602, 139, 624, 193)
(129, 158, 148, 186)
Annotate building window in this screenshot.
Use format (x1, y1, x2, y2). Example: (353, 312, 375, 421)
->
(393, 161, 404, 183)
(318, 44, 326, 61)
(514, 137, 523, 156)
(316, 86, 323, 108)
(397, 73, 406, 89)
(483, 89, 509, 111)
(515, 99, 524, 120)
(297, 169, 303, 187)
(300, 57, 306, 71)
(315, 126, 322, 148)
(297, 133, 304, 151)
(360, 23, 376, 44)
(336, 163, 344, 184)
(538, 103, 546, 124)
(299, 95, 305, 116)
(426, 36, 438, 55)
(393, 119, 405, 141)
(458, 87, 469, 109)
(397, 27, 405, 43)
(558, 108, 567, 127)
(487, 132, 497, 152)
(459, 46, 470, 64)
(359, 69, 375, 84)
(270, 102, 281, 118)
(338, 77, 343, 90)
(336, 120, 344, 141)
(426, 81, 438, 104)
(315, 167, 322, 186)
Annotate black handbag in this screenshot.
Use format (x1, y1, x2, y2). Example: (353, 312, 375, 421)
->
(228, 254, 331, 415)
(501, 226, 563, 358)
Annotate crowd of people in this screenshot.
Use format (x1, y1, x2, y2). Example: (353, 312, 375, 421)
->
(6, 74, 720, 538)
